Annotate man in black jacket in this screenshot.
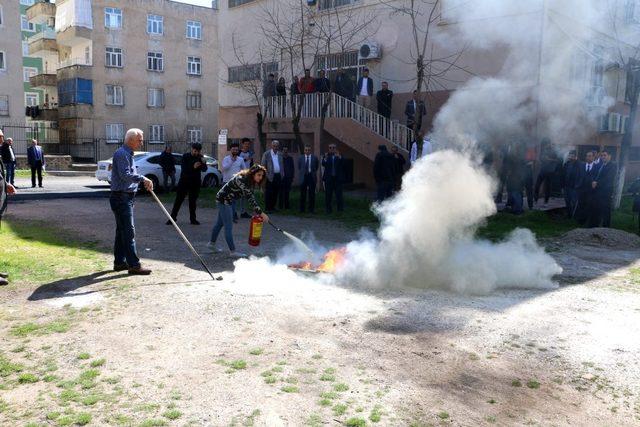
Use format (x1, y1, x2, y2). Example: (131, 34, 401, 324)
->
(374, 145, 395, 202)
(315, 70, 331, 93)
(589, 150, 618, 228)
(322, 144, 344, 213)
(334, 68, 355, 101)
(279, 146, 295, 210)
(0, 130, 17, 286)
(376, 82, 393, 119)
(574, 151, 597, 225)
(159, 145, 176, 192)
(562, 150, 580, 218)
(298, 145, 319, 213)
(168, 143, 208, 225)
(1, 137, 17, 185)
(390, 145, 406, 192)
(405, 90, 427, 133)
(356, 68, 374, 110)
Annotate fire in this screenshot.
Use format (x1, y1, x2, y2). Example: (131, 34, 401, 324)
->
(288, 247, 347, 273)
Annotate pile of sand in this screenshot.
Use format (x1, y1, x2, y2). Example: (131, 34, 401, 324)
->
(560, 228, 640, 250)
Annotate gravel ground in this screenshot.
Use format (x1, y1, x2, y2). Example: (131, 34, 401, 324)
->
(1, 198, 640, 426)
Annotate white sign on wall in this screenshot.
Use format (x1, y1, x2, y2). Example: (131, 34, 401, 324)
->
(218, 129, 228, 146)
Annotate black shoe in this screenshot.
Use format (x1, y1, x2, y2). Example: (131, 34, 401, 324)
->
(32, 185, 36, 188)
(113, 263, 128, 272)
(191, 220, 200, 225)
(166, 220, 173, 225)
(0, 278, 8, 286)
(0, 272, 8, 278)
(39, 185, 43, 188)
(240, 213, 251, 219)
(128, 266, 152, 275)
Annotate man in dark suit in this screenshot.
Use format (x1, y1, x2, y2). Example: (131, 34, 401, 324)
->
(374, 145, 395, 202)
(562, 150, 580, 218)
(390, 145, 406, 192)
(298, 145, 319, 213)
(589, 150, 618, 228)
(405, 90, 427, 132)
(356, 68, 374, 110)
(0, 129, 17, 286)
(334, 68, 355, 101)
(376, 82, 393, 119)
(574, 151, 596, 225)
(168, 143, 208, 225)
(261, 140, 284, 212)
(315, 70, 331, 93)
(322, 144, 344, 213)
(0, 137, 17, 185)
(27, 139, 45, 188)
(279, 146, 295, 210)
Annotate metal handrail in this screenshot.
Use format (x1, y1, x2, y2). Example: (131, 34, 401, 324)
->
(265, 92, 414, 151)
(57, 57, 93, 69)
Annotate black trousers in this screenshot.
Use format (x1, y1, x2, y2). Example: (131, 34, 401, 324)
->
(31, 161, 43, 187)
(265, 173, 282, 211)
(279, 177, 293, 209)
(575, 191, 593, 225)
(170, 183, 200, 222)
(300, 174, 316, 213)
(376, 181, 393, 202)
(324, 176, 343, 213)
(589, 193, 612, 228)
(534, 172, 553, 204)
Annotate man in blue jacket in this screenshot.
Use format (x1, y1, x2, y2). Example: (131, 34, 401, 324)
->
(26, 139, 45, 188)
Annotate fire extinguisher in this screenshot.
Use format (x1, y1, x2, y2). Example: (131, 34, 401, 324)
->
(248, 214, 264, 247)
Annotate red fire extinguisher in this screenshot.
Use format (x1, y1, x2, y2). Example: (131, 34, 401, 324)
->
(248, 214, 264, 247)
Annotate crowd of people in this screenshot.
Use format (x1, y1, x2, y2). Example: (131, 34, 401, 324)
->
(496, 141, 618, 228)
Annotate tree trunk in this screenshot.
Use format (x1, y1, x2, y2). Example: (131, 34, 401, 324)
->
(613, 79, 639, 209)
(291, 94, 305, 153)
(256, 111, 267, 153)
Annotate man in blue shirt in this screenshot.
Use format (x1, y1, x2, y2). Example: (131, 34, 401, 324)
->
(110, 128, 153, 275)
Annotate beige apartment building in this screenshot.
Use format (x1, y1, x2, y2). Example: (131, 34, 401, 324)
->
(0, 0, 27, 122)
(26, 0, 218, 158)
(217, 0, 640, 186)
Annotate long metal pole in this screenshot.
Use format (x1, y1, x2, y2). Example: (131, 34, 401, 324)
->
(149, 190, 216, 281)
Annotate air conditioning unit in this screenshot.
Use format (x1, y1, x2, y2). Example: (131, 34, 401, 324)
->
(600, 113, 622, 133)
(358, 42, 381, 60)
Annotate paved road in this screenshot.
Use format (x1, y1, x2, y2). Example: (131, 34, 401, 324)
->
(11, 175, 111, 201)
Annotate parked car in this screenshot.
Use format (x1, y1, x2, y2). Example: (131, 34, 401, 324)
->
(95, 151, 222, 190)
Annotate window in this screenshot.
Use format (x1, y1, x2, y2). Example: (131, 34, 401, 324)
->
(0, 52, 6, 71)
(106, 123, 125, 144)
(25, 92, 39, 107)
(147, 14, 164, 35)
(105, 47, 123, 67)
(186, 91, 202, 109)
(187, 127, 202, 144)
(21, 15, 35, 32)
(57, 78, 93, 106)
(0, 95, 9, 116)
(23, 67, 37, 83)
(147, 52, 163, 72)
(20, 0, 36, 6)
(0, 7, 4, 27)
(105, 7, 122, 29)
(22, 41, 29, 56)
(186, 20, 202, 40)
(147, 88, 165, 108)
(318, 0, 360, 10)
(228, 0, 256, 7)
(187, 56, 201, 75)
(105, 85, 124, 106)
(228, 62, 278, 83)
(149, 125, 165, 144)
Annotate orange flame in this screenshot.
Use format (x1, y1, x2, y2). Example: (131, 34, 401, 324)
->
(289, 247, 347, 273)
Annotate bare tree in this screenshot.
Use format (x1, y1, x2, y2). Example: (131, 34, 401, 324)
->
(608, 0, 640, 209)
(379, 0, 472, 135)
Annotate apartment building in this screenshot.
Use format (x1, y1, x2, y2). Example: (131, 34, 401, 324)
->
(0, 0, 27, 121)
(217, 0, 640, 186)
(26, 0, 218, 155)
(21, 0, 44, 118)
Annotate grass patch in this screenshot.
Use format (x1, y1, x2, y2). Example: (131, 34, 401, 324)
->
(77, 353, 91, 360)
(320, 373, 335, 382)
(139, 419, 167, 427)
(511, 379, 522, 387)
(437, 411, 450, 420)
(369, 405, 382, 423)
(0, 220, 107, 287)
(10, 319, 72, 337)
(318, 398, 332, 407)
(249, 348, 264, 356)
(311, 354, 323, 360)
(527, 379, 541, 389)
(345, 417, 366, 427)
(0, 354, 24, 377)
(17, 373, 39, 384)
(334, 383, 349, 392)
(333, 403, 347, 416)
(305, 414, 323, 427)
(230, 359, 247, 370)
(90, 358, 106, 368)
(271, 366, 284, 373)
(264, 376, 277, 384)
(320, 391, 338, 400)
(162, 409, 182, 420)
(81, 394, 101, 406)
(281, 385, 299, 393)
(75, 412, 92, 425)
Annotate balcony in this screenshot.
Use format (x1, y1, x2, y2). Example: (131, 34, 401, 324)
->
(57, 26, 92, 47)
(25, 106, 58, 122)
(57, 58, 93, 80)
(26, 1, 56, 22)
(28, 28, 58, 56)
(30, 73, 57, 88)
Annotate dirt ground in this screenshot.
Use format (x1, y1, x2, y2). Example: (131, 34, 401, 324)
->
(1, 197, 640, 426)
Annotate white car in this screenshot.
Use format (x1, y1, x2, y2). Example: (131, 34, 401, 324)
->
(96, 151, 223, 189)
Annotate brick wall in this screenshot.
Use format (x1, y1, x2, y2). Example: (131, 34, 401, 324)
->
(15, 155, 73, 171)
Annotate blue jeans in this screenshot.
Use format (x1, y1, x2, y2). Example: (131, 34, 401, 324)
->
(110, 192, 140, 267)
(5, 162, 15, 184)
(210, 202, 235, 251)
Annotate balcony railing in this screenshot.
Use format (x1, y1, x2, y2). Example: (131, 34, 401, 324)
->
(57, 57, 93, 70)
(265, 92, 414, 151)
(27, 27, 56, 43)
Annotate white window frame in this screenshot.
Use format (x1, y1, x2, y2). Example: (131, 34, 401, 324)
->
(186, 20, 202, 40)
(147, 88, 165, 108)
(23, 66, 38, 83)
(25, 92, 39, 107)
(20, 0, 36, 6)
(149, 125, 165, 144)
(187, 126, 203, 144)
(105, 7, 122, 29)
(0, 6, 4, 28)
(106, 123, 125, 144)
(0, 95, 9, 116)
(105, 47, 123, 68)
(147, 52, 164, 72)
(22, 41, 29, 56)
(105, 84, 124, 106)
(21, 15, 35, 32)
(147, 14, 164, 35)
(187, 56, 201, 76)
(186, 91, 202, 109)
(0, 51, 6, 71)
